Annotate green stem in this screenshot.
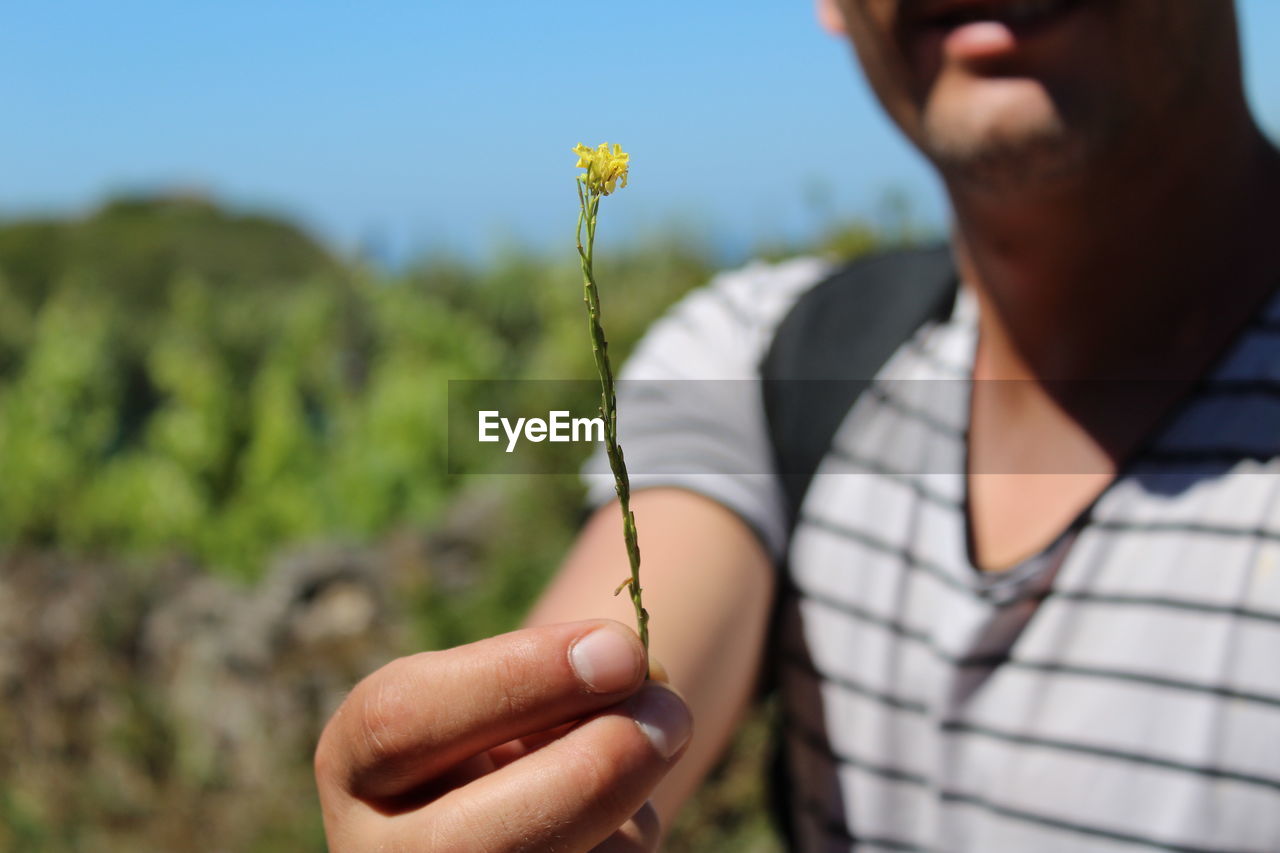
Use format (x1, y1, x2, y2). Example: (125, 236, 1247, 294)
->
(576, 185, 649, 663)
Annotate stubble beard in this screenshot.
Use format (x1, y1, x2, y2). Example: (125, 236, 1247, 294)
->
(919, 103, 1121, 196)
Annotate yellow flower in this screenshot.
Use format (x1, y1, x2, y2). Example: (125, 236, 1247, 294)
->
(573, 142, 630, 196)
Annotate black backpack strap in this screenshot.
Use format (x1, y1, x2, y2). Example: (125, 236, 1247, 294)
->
(759, 246, 957, 848)
(760, 245, 958, 532)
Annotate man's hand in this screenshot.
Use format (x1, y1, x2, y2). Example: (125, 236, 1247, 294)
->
(314, 620, 692, 852)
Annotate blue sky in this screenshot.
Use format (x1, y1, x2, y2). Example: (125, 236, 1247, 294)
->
(3, 1, 1280, 264)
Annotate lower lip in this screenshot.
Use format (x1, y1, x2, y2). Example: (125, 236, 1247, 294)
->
(938, 3, 1081, 62)
(944, 21, 1019, 61)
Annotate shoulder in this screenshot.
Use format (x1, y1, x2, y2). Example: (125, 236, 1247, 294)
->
(582, 256, 833, 558)
(621, 255, 833, 380)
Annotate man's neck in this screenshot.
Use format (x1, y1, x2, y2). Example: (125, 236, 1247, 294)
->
(949, 112, 1280, 384)
(952, 102, 1280, 570)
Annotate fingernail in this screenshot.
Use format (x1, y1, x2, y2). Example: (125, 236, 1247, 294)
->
(569, 625, 642, 693)
(628, 684, 692, 760)
(647, 657, 670, 684)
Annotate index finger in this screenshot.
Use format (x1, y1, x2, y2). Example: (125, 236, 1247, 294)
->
(316, 620, 647, 804)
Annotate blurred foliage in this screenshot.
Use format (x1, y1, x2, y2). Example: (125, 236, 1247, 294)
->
(0, 193, 918, 851)
(0, 196, 705, 580)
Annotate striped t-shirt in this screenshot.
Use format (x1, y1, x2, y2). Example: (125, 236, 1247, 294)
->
(583, 255, 1280, 852)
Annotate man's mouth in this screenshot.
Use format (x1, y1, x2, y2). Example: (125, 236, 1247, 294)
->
(914, 0, 1082, 31)
(904, 0, 1087, 61)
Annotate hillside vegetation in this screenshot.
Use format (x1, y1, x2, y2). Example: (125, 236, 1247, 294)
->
(0, 194, 902, 851)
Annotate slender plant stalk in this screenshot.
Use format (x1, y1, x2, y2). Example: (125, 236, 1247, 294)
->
(575, 178, 649, 662)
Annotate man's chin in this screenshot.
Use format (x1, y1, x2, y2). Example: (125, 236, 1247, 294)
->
(923, 122, 1092, 194)
(918, 99, 1095, 192)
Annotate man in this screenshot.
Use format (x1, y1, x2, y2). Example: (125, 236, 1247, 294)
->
(315, 0, 1280, 849)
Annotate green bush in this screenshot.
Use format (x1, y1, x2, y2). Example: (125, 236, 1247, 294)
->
(0, 198, 736, 580)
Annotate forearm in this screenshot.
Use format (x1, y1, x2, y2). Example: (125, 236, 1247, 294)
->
(525, 487, 776, 826)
